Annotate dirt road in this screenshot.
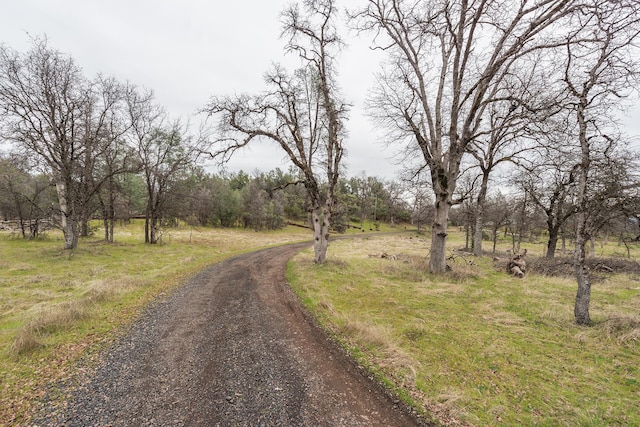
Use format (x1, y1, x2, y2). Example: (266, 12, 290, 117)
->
(34, 242, 425, 426)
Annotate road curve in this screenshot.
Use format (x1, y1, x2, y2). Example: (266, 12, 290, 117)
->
(34, 242, 424, 426)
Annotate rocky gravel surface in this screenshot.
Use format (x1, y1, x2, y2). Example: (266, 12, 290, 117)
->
(32, 242, 425, 426)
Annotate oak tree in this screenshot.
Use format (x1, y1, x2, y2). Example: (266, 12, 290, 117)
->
(205, 0, 346, 263)
(352, 0, 583, 272)
(558, 0, 640, 324)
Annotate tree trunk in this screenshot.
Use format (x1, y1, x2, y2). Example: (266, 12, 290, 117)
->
(14, 195, 26, 239)
(473, 173, 489, 256)
(65, 220, 79, 250)
(144, 213, 151, 243)
(546, 224, 560, 258)
(464, 223, 470, 250)
(108, 216, 114, 243)
(103, 216, 109, 241)
(311, 203, 330, 264)
(99, 193, 113, 243)
(107, 190, 115, 243)
(150, 215, 160, 244)
(429, 197, 451, 273)
(574, 214, 591, 325)
(81, 218, 90, 237)
(473, 210, 484, 256)
(56, 182, 79, 250)
(29, 219, 40, 240)
(574, 101, 591, 326)
(492, 228, 498, 253)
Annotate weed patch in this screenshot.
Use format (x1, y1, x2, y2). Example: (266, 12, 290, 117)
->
(10, 328, 43, 355)
(602, 315, 640, 344)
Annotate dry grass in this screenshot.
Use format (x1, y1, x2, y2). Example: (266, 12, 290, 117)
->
(603, 315, 640, 343)
(288, 232, 640, 426)
(10, 301, 87, 355)
(11, 329, 43, 355)
(0, 222, 311, 425)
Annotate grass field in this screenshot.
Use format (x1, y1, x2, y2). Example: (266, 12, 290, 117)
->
(3, 222, 639, 426)
(0, 221, 311, 425)
(287, 233, 640, 426)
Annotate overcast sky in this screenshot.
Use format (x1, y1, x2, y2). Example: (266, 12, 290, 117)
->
(0, 0, 403, 179)
(1, 1, 640, 181)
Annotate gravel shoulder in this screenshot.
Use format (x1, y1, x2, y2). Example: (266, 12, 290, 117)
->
(33, 242, 426, 426)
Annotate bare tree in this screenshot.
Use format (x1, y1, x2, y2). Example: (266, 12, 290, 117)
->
(75, 75, 132, 238)
(348, 173, 373, 228)
(352, 0, 583, 273)
(139, 121, 196, 244)
(0, 39, 129, 249)
(558, 0, 640, 324)
(484, 193, 513, 254)
(125, 86, 172, 244)
(517, 144, 578, 258)
(384, 179, 411, 225)
(0, 153, 56, 238)
(204, 0, 346, 264)
(468, 62, 558, 256)
(409, 183, 433, 234)
(96, 132, 138, 243)
(0, 39, 85, 248)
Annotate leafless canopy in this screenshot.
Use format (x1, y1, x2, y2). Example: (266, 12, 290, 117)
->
(349, 0, 593, 272)
(203, 0, 347, 264)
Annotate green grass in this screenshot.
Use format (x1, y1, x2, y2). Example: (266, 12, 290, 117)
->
(287, 233, 640, 426)
(0, 221, 311, 426)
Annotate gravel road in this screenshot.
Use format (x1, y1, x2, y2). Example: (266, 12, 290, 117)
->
(33, 242, 425, 426)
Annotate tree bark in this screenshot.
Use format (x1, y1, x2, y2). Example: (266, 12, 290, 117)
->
(311, 203, 330, 264)
(103, 216, 109, 241)
(546, 224, 560, 258)
(573, 97, 592, 325)
(473, 210, 484, 256)
(429, 197, 451, 273)
(150, 216, 159, 244)
(81, 218, 90, 237)
(56, 182, 79, 250)
(144, 209, 151, 244)
(473, 172, 490, 256)
(574, 213, 591, 325)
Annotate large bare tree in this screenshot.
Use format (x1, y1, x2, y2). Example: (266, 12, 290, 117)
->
(352, 0, 582, 273)
(558, 0, 640, 324)
(0, 39, 129, 249)
(204, 0, 346, 264)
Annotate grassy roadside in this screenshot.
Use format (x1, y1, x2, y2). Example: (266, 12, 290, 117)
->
(287, 233, 640, 426)
(0, 222, 311, 426)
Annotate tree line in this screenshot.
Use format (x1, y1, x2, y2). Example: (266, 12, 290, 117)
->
(0, 37, 202, 247)
(0, 156, 414, 236)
